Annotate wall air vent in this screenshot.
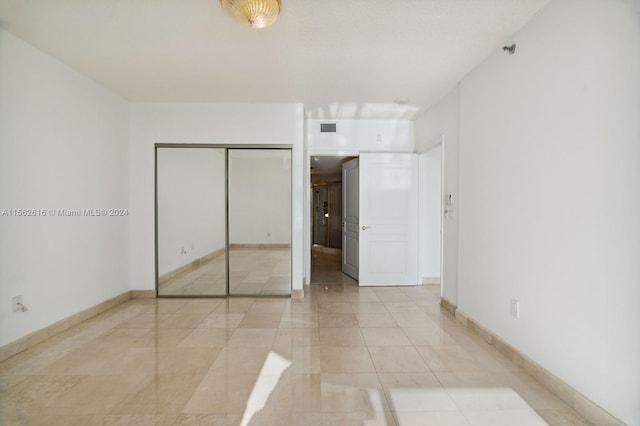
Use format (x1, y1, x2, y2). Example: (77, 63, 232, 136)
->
(320, 123, 337, 133)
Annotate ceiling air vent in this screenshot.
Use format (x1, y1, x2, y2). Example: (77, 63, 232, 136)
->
(320, 123, 337, 133)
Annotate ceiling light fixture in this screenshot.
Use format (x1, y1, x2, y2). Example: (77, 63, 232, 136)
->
(220, 0, 281, 29)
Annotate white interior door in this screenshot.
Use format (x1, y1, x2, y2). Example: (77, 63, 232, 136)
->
(342, 158, 359, 280)
(359, 153, 418, 286)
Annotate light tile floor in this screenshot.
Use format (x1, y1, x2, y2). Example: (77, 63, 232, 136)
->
(0, 255, 590, 425)
(160, 248, 291, 296)
(310, 245, 357, 286)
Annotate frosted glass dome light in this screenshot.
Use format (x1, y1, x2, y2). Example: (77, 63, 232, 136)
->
(220, 0, 281, 29)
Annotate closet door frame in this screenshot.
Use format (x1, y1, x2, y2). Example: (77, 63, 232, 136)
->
(154, 143, 292, 298)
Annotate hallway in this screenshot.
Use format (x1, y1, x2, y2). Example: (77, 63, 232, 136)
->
(0, 285, 588, 425)
(310, 245, 357, 286)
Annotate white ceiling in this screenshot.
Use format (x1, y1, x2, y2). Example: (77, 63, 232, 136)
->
(0, 0, 550, 119)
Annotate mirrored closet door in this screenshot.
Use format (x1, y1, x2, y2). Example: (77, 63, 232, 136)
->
(156, 147, 227, 296)
(228, 149, 292, 296)
(156, 146, 291, 297)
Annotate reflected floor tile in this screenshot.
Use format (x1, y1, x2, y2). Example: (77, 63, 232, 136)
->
(208, 346, 272, 375)
(213, 299, 255, 314)
(321, 373, 390, 413)
(391, 310, 434, 328)
(402, 326, 457, 347)
(56, 374, 147, 415)
(320, 347, 375, 373)
(199, 313, 245, 329)
(356, 313, 398, 327)
(98, 413, 179, 425)
(379, 372, 458, 412)
(182, 373, 257, 415)
(394, 411, 471, 426)
(37, 346, 123, 376)
(368, 346, 430, 373)
(154, 300, 188, 314)
(361, 328, 411, 346)
(132, 329, 193, 349)
(172, 413, 228, 425)
(227, 328, 276, 347)
(286, 301, 318, 314)
(374, 289, 411, 302)
(238, 313, 283, 328)
(260, 372, 323, 414)
(350, 302, 388, 313)
(417, 345, 484, 373)
(279, 313, 319, 328)
(160, 313, 208, 329)
(318, 301, 354, 314)
(346, 290, 381, 303)
(273, 347, 321, 374)
(322, 411, 396, 426)
(247, 301, 287, 315)
(175, 301, 220, 315)
(462, 409, 547, 426)
(178, 328, 233, 348)
(3, 374, 85, 408)
(446, 385, 534, 412)
(118, 313, 172, 329)
(273, 327, 320, 348)
(3, 413, 99, 426)
(154, 347, 220, 376)
(319, 313, 359, 328)
(114, 374, 204, 415)
(319, 328, 366, 347)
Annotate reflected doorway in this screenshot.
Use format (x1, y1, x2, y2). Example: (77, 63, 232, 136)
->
(309, 156, 357, 286)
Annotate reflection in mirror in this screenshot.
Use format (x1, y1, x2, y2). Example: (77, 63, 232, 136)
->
(157, 148, 226, 296)
(228, 149, 292, 295)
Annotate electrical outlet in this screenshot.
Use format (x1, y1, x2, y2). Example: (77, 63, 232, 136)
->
(510, 299, 520, 318)
(12, 295, 23, 312)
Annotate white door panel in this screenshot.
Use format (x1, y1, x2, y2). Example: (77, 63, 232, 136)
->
(359, 153, 418, 286)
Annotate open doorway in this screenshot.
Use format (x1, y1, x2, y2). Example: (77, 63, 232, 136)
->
(310, 156, 357, 285)
(418, 137, 444, 294)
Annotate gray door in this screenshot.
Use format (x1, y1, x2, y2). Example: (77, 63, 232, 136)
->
(342, 158, 359, 280)
(328, 182, 342, 249)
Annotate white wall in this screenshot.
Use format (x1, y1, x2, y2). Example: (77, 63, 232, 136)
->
(458, 1, 640, 423)
(157, 148, 226, 275)
(0, 30, 129, 346)
(419, 145, 442, 282)
(229, 151, 292, 245)
(414, 87, 460, 303)
(129, 103, 304, 291)
(307, 119, 413, 155)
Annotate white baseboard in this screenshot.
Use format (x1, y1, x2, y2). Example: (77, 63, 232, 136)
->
(453, 307, 624, 426)
(0, 289, 156, 363)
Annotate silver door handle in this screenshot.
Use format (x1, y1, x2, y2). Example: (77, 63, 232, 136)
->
(361, 225, 370, 230)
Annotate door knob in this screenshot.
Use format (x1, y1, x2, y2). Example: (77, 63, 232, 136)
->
(361, 225, 370, 230)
